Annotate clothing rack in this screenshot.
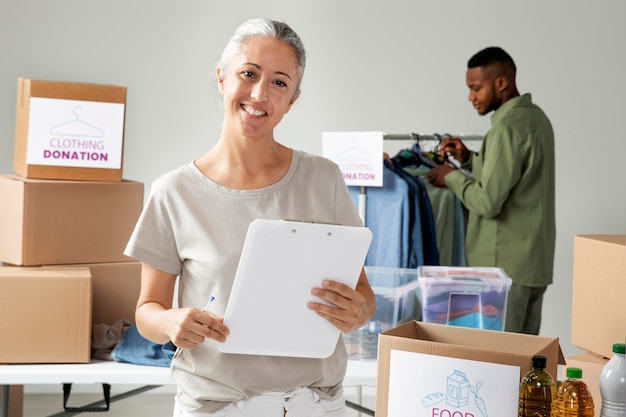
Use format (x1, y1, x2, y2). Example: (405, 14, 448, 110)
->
(383, 133, 483, 141)
(355, 133, 483, 221)
(383, 132, 484, 151)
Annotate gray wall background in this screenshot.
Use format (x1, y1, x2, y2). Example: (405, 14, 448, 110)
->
(2, 0, 625, 360)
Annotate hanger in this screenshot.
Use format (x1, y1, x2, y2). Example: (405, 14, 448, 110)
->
(391, 142, 437, 169)
(49, 106, 105, 138)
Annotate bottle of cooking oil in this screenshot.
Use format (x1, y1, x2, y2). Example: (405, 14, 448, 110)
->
(519, 355, 556, 417)
(551, 367, 595, 416)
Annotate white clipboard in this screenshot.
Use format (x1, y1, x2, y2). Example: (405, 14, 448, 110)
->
(218, 219, 372, 358)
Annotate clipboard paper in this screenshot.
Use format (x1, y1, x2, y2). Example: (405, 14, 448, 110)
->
(218, 219, 372, 358)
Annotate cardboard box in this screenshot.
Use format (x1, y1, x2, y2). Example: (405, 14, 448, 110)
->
(375, 321, 565, 417)
(0, 175, 143, 266)
(45, 261, 141, 325)
(344, 267, 420, 360)
(0, 385, 24, 417)
(0, 267, 92, 363)
(13, 78, 127, 182)
(564, 351, 607, 417)
(572, 234, 626, 359)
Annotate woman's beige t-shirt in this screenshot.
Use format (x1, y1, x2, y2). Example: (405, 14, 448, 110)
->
(124, 150, 363, 413)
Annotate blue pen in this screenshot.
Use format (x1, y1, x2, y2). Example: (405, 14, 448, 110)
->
(172, 296, 216, 359)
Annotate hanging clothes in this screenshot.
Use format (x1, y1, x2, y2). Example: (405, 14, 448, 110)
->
(349, 158, 439, 269)
(349, 163, 411, 268)
(387, 157, 439, 266)
(404, 165, 467, 267)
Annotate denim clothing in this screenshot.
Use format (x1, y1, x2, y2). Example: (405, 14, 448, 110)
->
(405, 166, 466, 266)
(349, 164, 410, 268)
(349, 160, 440, 268)
(111, 324, 175, 367)
(388, 159, 439, 266)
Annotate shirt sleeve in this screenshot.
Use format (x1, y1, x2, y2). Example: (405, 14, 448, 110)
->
(445, 125, 523, 218)
(124, 179, 183, 275)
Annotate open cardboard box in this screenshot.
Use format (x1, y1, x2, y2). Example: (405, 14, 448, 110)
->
(376, 321, 565, 417)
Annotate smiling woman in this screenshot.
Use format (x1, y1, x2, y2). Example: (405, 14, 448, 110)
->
(213, 35, 300, 156)
(123, 17, 375, 417)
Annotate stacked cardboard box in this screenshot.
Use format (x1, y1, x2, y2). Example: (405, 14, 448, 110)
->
(566, 234, 626, 416)
(0, 78, 144, 367)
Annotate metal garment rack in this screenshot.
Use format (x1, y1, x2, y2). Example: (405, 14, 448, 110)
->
(383, 132, 484, 150)
(356, 133, 483, 222)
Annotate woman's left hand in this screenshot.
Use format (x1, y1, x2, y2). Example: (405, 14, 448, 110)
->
(308, 278, 373, 333)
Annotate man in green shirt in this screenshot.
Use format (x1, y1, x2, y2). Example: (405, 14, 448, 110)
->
(427, 46, 555, 335)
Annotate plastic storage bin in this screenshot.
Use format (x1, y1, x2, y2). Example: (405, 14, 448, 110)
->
(344, 266, 420, 360)
(417, 266, 512, 331)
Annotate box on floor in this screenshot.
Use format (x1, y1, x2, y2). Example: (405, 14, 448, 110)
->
(0, 175, 143, 266)
(44, 261, 141, 326)
(13, 78, 127, 182)
(375, 321, 565, 417)
(572, 234, 626, 359)
(564, 351, 607, 417)
(0, 266, 92, 363)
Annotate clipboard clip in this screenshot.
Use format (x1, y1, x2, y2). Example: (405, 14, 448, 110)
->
(282, 218, 341, 226)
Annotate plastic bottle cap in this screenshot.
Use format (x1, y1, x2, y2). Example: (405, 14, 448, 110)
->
(566, 367, 583, 378)
(613, 343, 626, 355)
(532, 355, 547, 368)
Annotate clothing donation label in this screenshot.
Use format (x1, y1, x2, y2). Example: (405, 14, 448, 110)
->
(27, 97, 125, 169)
(322, 131, 383, 187)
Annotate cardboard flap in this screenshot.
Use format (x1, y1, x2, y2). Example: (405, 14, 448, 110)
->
(380, 321, 564, 378)
(24, 77, 127, 103)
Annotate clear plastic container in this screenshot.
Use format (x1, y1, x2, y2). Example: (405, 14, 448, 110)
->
(519, 355, 556, 417)
(417, 266, 512, 331)
(600, 343, 626, 417)
(343, 267, 420, 360)
(551, 367, 595, 416)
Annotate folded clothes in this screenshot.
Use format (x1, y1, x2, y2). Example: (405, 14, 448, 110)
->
(91, 319, 132, 361)
(111, 324, 175, 367)
(424, 290, 504, 314)
(422, 290, 505, 330)
(447, 312, 503, 330)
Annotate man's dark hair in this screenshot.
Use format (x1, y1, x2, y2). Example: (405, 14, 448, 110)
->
(468, 46, 516, 75)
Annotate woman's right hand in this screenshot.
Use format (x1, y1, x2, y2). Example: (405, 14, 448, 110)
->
(135, 263, 229, 349)
(167, 307, 229, 349)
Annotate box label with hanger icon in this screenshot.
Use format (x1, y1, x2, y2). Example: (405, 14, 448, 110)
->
(13, 78, 127, 182)
(322, 131, 384, 187)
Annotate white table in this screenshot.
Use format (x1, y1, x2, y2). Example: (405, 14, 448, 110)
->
(0, 359, 377, 416)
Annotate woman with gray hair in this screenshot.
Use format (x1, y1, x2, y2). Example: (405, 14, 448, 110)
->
(125, 18, 374, 417)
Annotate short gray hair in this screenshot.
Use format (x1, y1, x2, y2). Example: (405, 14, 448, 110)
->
(217, 18, 306, 97)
